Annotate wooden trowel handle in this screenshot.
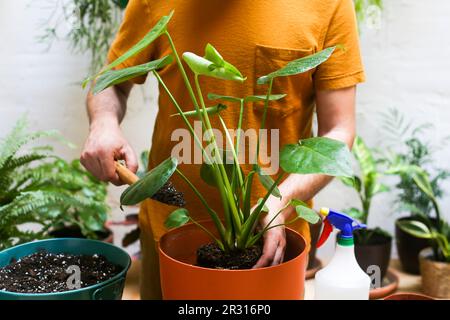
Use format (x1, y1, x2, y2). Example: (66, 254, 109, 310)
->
(115, 161, 139, 185)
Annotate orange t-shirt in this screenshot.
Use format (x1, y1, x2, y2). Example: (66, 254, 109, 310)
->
(108, 0, 365, 244)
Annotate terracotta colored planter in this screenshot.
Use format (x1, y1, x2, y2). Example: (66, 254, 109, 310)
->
(385, 292, 434, 300)
(354, 229, 392, 282)
(159, 221, 308, 300)
(419, 248, 450, 298)
(396, 217, 433, 275)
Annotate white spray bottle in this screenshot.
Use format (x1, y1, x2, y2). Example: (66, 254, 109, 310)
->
(314, 208, 371, 300)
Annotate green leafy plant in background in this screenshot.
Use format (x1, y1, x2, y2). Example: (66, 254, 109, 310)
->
(340, 136, 391, 244)
(354, 0, 383, 28)
(39, 0, 128, 73)
(0, 117, 109, 250)
(395, 171, 450, 262)
(381, 108, 450, 220)
(85, 10, 354, 253)
(381, 109, 450, 262)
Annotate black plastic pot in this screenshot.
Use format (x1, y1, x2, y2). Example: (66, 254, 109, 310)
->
(49, 225, 113, 243)
(395, 216, 433, 275)
(354, 228, 392, 282)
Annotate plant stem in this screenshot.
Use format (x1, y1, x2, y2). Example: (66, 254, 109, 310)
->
(238, 172, 285, 249)
(194, 75, 242, 234)
(164, 31, 202, 119)
(188, 217, 225, 251)
(175, 168, 226, 243)
(255, 78, 274, 164)
(152, 71, 210, 164)
(218, 114, 244, 188)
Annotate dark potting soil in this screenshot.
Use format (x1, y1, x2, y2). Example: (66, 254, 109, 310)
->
(152, 181, 186, 207)
(197, 242, 263, 270)
(0, 250, 121, 294)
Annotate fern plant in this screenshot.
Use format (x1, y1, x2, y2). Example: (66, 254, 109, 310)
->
(381, 108, 450, 219)
(0, 117, 109, 250)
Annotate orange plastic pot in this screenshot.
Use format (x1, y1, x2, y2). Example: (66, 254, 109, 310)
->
(159, 221, 307, 300)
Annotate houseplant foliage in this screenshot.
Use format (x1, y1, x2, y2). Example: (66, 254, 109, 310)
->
(40, 0, 128, 73)
(395, 169, 450, 298)
(0, 117, 109, 250)
(340, 135, 392, 281)
(85, 10, 354, 260)
(354, 0, 383, 28)
(382, 109, 450, 273)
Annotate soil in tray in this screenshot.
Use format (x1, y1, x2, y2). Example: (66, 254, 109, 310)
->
(0, 250, 121, 294)
(197, 242, 263, 270)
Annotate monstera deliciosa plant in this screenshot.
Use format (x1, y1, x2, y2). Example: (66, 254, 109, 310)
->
(84, 11, 354, 255)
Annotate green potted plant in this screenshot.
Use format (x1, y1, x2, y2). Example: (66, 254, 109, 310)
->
(85, 10, 355, 299)
(340, 136, 392, 283)
(381, 110, 450, 274)
(0, 118, 130, 299)
(396, 173, 450, 298)
(0, 117, 110, 250)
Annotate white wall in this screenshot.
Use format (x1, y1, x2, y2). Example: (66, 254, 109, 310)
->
(1, 1, 449, 257)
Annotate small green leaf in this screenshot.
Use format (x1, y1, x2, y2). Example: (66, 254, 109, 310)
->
(207, 93, 242, 102)
(352, 136, 376, 178)
(340, 176, 360, 192)
(343, 207, 365, 220)
(280, 137, 353, 178)
(182, 44, 245, 81)
(256, 166, 282, 199)
(83, 10, 174, 88)
(257, 47, 336, 84)
(93, 55, 173, 94)
(397, 220, 433, 239)
(295, 205, 320, 224)
(120, 157, 178, 206)
(165, 208, 190, 229)
(244, 94, 287, 103)
(170, 103, 227, 118)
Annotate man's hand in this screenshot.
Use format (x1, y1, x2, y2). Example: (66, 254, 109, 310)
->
(81, 118, 138, 186)
(253, 197, 290, 268)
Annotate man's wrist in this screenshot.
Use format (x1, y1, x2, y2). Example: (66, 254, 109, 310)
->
(89, 115, 120, 131)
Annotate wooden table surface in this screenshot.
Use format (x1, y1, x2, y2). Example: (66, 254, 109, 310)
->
(122, 259, 424, 300)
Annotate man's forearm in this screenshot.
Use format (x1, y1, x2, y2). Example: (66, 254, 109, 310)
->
(86, 82, 131, 129)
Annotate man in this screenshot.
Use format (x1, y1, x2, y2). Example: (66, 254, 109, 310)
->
(81, 0, 364, 299)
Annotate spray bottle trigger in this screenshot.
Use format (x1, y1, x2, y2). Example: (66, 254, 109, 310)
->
(316, 218, 333, 248)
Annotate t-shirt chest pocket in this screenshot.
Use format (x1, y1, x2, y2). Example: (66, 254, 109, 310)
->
(253, 45, 315, 120)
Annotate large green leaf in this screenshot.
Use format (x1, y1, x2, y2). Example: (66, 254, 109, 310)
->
(397, 220, 433, 239)
(295, 205, 320, 224)
(93, 55, 173, 94)
(257, 47, 336, 84)
(120, 157, 178, 206)
(255, 165, 282, 199)
(280, 137, 353, 177)
(182, 44, 245, 81)
(165, 208, 190, 229)
(83, 10, 174, 87)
